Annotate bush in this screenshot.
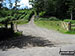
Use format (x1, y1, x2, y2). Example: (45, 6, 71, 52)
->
(64, 19, 75, 24)
(64, 19, 71, 22)
(24, 14, 29, 20)
(38, 18, 48, 21)
(19, 14, 25, 19)
(24, 10, 34, 21)
(16, 19, 28, 25)
(37, 17, 59, 21)
(39, 11, 46, 17)
(49, 17, 59, 21)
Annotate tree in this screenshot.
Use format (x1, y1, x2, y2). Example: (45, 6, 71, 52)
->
(32, 0, 44, 16)
(44, 0, 56, 16)
(0, 0, 3, 9)
(67, 0, 75, 20)
(0, 0, 20, 29)
(33, 0, 75, 20)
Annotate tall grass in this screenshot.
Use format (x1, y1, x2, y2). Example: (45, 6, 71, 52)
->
(64, 19, 75, 24)
(35, 19, 75, 34)
(35, 21, 61, 30)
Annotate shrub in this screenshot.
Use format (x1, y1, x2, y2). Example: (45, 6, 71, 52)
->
(39, 11, 46, 17)
(64, 19, 75, 24)
(24, 14, 29, 20)
(37, 17, 59, 21)
(19, 14, 25, 19)
(64, 19, 71, 22)
(38, 18, 48, 21)
(16, 19, 28, 25)
(48, 17, 59, 21)
(24, 10, 34, 21)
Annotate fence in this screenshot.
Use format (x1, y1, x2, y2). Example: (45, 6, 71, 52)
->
(61, 21, 75, 31)
(71, 24, 75, 27)
(61, 22, 71, 31)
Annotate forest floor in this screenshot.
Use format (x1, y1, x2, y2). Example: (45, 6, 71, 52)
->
(0, 15, 75, 56)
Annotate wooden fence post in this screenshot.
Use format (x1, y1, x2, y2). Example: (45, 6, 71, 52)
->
(14, 23, 17, 32)
(68, 22, 71, 31)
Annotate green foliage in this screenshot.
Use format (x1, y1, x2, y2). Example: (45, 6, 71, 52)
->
(18, 10, 29, 13)
(65, 30, 75, 34)
(48, 17, 60, 21)
(33, 0, 75, 20)
(64, 19, 71, 22)
(24, 14, 30, 20)
(39, 11, 46, 17)
(15, 19, 28, 25)
(24, 10, 34, 21)
(37, 17, 59, 21)
(0, 17, 8, 22)
(0, 9, 34, 23)
(35, 21, 75, 34)
(19, 14, 25, 19)
(35, 21, 61, 30)
(0, 10, 10, 17)
(0, 16, 15, 23)
(64, 19, 75, 24)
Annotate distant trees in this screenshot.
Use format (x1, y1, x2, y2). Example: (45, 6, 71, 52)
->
(0, 0, 3, 9)
(32, 0, 75, 20)
(67, 0, 75, 20)
(0, 0, 20, 30)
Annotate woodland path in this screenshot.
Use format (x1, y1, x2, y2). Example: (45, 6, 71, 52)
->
(18, 15, 75, 45)
(0, 15, 75, 56)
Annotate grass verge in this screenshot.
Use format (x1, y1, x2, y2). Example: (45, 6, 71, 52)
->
(35, 21, 75, 34)
(14, 19, 28, 25)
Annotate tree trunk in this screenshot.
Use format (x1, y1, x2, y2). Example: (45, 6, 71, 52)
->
(71, 11, 73, 20)
(5, 22, 8, 29)
(14, 23, 17, 32)
(11, 22, 14, 30)
(68, 22, 71, 31)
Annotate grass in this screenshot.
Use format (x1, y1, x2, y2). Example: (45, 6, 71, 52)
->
(35, 21, 61, 30)
(64, 31, 75, 34)
(14, 32, 22, 37)
(65, 27, 75, 34)
(35, 21, 75, 34)
(14, 19, 28, 25)
(64, 19, 75, 24)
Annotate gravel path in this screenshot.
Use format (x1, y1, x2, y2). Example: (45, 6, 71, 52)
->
(0, 15, 75, 56)
(18, 15, 75, 45)
(0, 45, 75, 56)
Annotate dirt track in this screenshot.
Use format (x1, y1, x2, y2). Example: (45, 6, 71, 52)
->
(18, 15, 75, 45)
(0, 15, 75, 56)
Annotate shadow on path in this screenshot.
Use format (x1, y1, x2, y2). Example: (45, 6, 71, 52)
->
(0, 35, 54, 51)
